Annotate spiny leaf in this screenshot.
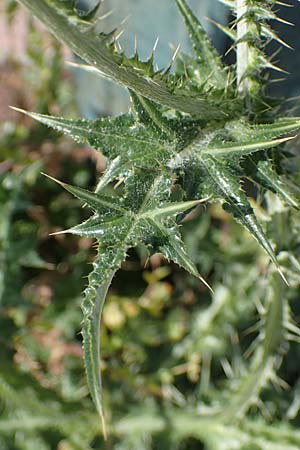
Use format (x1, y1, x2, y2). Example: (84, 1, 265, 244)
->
(48, 169, 210, 432)
(198, 155, 281, 272)
(17, 0, 237, 117)
(55, 168, 209, 269)
(18, 108, 299, 279)
(18, 108, 300, 162)
(202, 135, 293, 158)
(15, 109, 175, 172)
(43, 174, 127, 214)
(140, 198, 208, 220)
(60, 216, 132, 241)
(81, 251, 124, 440)
(175, 0, 227, 88)
(226, 118, 300, 141)
(177, 117, 300, 160)
(256, 160, 299, 209)
(129, 91, 176, 139)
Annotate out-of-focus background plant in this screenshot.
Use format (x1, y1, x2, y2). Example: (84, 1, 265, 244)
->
(1, 1, 300, 449)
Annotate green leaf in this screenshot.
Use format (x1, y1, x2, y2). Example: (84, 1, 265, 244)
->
(174, 118, 300, 166)
(16, 109, 175, 174)
(257, 160, 299, 210)
(140, 198, 207, 220)
(175, 0, 227, 88)
(43, 174, 127, 214)
(202, 136, 294, 158)
(25, 106, 300, 280)
(35, 105, 300, 281)
(16, 0, 236, 117)
(64, 216, 132, 241)
(130, 91, 176, 139)
(226, 118, 300, 142)
(199, 118, 300, 158)
(19, 109, 300, 172)
(81, 250, 124, 440)
(198, 155, 280, 271)
(48, 170, 210, 433)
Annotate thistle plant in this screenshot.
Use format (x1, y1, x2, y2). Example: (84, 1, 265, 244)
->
(14, 0, 300, 442)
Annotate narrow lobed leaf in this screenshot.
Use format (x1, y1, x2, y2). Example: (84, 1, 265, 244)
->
(42, 174, 128, 214)
(257, 160, 299, 209)
(140, 198, 208, 220)
(81, 248, 126, 440)
(14, 108, 174, 171)
(181, 117, 300, 159)
(198, 155, 281, 273)
(175, 0, 227, 88)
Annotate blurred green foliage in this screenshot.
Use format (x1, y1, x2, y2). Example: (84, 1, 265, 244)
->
(1, 3, 300, 450)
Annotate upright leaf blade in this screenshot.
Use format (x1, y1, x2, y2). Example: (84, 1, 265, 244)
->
(175, 0, 227, 87)
(130, 91, 176, 139)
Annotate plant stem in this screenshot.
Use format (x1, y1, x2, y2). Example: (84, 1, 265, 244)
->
(236, 0, 249, 95)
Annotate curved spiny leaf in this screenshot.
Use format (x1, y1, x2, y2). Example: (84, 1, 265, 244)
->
(202, 135, 293, 158)
(226, 118, 300, 141)
(191, 118, 300, 159)
(82, 249, 125, 439)
(17, 0, 237, 117)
